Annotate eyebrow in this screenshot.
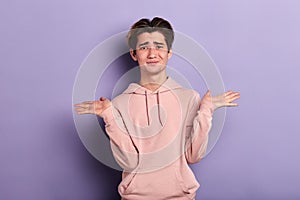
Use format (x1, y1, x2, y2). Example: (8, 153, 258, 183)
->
(138, 41, 165, 46)
(153, 41, 164, 45)
(138, 42, 149, 47)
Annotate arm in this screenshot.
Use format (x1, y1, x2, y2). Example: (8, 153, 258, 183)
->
(74, 97, 139, 171)
(101, 105, 139, 171)
(185, 92, 213, 164)
(185, 90, 240, 163)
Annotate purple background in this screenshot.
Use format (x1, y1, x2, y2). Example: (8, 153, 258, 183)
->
(1, 0, 300, 199)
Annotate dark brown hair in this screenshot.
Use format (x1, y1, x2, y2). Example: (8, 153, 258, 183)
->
(127, 17, 174, 52)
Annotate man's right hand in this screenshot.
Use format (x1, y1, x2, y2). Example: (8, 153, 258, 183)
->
(74, 97, 112, 118)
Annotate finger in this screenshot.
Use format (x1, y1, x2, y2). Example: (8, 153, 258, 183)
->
(100, 97, 111, 102)
(204, 90, 211, 97)
(225, 91, 234, 96)
(225, 92, 240, 100)
(226, 97, 240, 104)
(75, 108, 94, 115)
(74, 107, 89, 113)
(74, 104, 85, 108)
(74, 101, 94, 106)
(79, 101, 94, 104)
(76, 110, 93, 115)
(74, 103, 85, 107)
(226, 102, 239, 107)
(83, 101, 95, 107)
(225, 91, 239, 96)
(74, 103, 91, 109)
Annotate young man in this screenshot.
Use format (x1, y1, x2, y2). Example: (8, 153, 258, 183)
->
(74, 17, 240, 200)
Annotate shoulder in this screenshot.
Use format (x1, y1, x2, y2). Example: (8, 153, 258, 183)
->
(174, 87, 200, 100)
(166, 77, 199, 99)
(111, 93, 129, 106)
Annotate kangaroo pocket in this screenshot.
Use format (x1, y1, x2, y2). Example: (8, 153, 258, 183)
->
(119, 165, 198, 200)
(175, 167, 199, 200)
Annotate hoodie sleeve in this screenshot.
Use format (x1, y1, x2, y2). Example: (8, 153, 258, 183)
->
(185, 92, 214, 164)
(101, 105, 139, 171)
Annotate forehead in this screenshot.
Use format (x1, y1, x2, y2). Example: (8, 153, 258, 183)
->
(136, 32, 166, 44)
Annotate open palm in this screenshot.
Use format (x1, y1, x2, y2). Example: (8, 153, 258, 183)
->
(202, 90, 240, 111)
(74, 97, 112, 117)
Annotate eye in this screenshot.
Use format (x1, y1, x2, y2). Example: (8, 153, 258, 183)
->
(156, 45, 164, 49)
(139, 46, 148, 50)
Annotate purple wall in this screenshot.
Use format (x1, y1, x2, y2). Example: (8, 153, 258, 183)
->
(1, 0, 300, 199)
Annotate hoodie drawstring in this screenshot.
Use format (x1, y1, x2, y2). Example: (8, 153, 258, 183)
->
(157, 91, 163, 126)
(145, 90, 163, 127)
(145, 90, 150, 126)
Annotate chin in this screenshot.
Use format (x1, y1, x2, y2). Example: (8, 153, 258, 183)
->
(140, 63, 166, 73)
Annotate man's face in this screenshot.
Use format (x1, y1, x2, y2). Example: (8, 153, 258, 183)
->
(130, 31, 172, 75)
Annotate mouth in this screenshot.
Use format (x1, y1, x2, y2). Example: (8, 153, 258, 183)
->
(146, 61, 159, 65)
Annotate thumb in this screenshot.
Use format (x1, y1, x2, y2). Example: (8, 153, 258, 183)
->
(99, 97, 106, 101)
(204, 90, 211, 97)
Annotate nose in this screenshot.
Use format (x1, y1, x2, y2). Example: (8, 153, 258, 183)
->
(147, 47, 157, 59)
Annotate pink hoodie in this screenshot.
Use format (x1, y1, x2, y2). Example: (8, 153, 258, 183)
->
(101, 77, 213, 200)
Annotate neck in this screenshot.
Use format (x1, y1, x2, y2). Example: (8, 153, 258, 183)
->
(139, 72, 167, 91)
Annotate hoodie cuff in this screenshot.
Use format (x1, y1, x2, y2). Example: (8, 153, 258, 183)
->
(100, 106, 114, 124)
(200, 98, 214, 116)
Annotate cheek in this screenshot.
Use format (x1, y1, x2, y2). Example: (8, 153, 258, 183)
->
(136, 54, 147, 64)
(159, 52, 170, 61)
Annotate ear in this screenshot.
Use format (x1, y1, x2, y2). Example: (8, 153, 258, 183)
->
(167, 48, 173, 59)
(130, 49, 138, 61)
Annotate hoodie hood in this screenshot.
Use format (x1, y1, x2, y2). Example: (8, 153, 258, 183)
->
(122, 77, 182, 126)
(122, 77, 182, 94)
